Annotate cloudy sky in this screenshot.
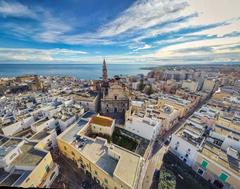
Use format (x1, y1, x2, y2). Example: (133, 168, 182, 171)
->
(0, 0, 239, 64)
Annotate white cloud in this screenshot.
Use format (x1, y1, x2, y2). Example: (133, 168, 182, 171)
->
(152, 36, 240, 63)
(0, 1, 37, 18)
(0, 46, 239, 65)
(132, 44, 152, 52)
(98, 0, 188, 37)
(0, 48, 88, 62)
(0, 0, 239, 64)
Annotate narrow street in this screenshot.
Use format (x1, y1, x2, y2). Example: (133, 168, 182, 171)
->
(142, 146, 168, 189)
(142, 94, 213, 189)
(51, 151, 101, 189)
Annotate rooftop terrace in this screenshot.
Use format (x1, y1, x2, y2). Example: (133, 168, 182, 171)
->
(0, 169, 31, 187)
(176, 121, 205, 146)
(61, 119, 88, 143)
(12, 142, 47, 167)
(90, 115, 114, 127)
(201, 142, 240, 177)
(30, 129, 49, 141)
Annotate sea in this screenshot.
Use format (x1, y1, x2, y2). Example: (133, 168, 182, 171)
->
(0, 64, 153, 80)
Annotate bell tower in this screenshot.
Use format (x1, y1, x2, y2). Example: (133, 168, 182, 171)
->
(102, 58, 108, 82)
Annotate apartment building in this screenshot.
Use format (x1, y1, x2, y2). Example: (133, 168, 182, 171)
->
(182, 80, 199, 92)
(202, 79, 216, 93)
(157, 93, 192, 118)
(148, 104, 179, 132)
(125, 105, 161, 141)
(0, 135, 58, 188)
(57, 119, 143, 189)
(90, 115, 115, 137)
(169, 93, 240, 189)
(70, 91, 99, 112)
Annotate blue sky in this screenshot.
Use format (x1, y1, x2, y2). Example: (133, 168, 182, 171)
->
(0, 0, 239, 64)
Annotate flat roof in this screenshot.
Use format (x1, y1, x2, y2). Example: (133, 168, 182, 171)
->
(0, 136, 9, 146)
(2, 138, 22, 148)
(113, 145, 141, 187)
(0, 173, 22, 186)
(12, 142, 47, 167)
(96, 153, 118, 176)
(61, 119, 88, 143)
(0, 169, 31, 187)
(32, 117, 49, 127)
(30, 130, 49, 141)
(90, 115, 113, 127)
(82, 111, 96, 120)
(176, 121, 205, 146)
(70, 92, 97, 101)
(201, 142, 240, 177)
(0, 169, 9, 183)
(71, 136, 141, 188)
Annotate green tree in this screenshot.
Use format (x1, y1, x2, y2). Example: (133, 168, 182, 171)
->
(144, 84, 154, 95)
(138, 79, 145, 91)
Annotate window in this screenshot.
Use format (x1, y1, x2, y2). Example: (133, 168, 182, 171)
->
(213, 180, 224, 189)
(175, 146, 178, 150)
(64, 146, 67, 150)
(197, 168, 204, 176)
(71, 151, 75, 156)
(185, 154, 189, 157)
(50, 172, 56, 180)
(45, 165, 50, 173)
(219, 172, 229, 182)
(95, 171, 98, 175)
(104, 178, 108, 184)
(201, 160, 208, 169)
(114, 96, 117, 100)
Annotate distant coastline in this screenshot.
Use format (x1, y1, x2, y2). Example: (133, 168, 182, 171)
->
(140, 62, 240, 71)
(0, 63, 151, 80)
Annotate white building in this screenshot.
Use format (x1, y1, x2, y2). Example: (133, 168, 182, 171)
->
(125, 107, 161, 141)
(202, 79, 215, 92)
(31, 118, 57, 133)
(132, 82, 140, 90)
(169, 120, 205, 166)
(169, 132, 199, 166)
(146, 104, 180, 132)
(70, 91, 99, 112)
(2, 116, 35, 136)
(182, 80, 199, 92)
(90, 115, 115, 136)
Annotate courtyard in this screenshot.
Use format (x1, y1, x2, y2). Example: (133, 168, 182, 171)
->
(87, 127, 149, 156)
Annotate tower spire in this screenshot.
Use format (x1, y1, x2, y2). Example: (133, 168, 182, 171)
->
(102, 58, 108, 82)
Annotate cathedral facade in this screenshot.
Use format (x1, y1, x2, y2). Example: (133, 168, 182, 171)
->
(100, 59, 129, 115)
